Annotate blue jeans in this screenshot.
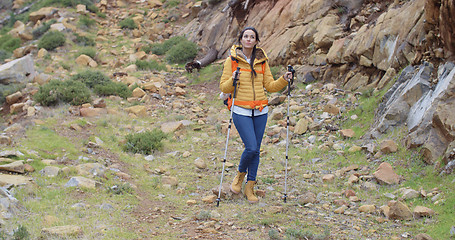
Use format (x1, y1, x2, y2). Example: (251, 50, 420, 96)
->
(233, 112, 268, 181)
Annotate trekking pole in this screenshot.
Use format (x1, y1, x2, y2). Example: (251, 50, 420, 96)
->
(217, 67, 240, 207)
(284, 65, 295, 203)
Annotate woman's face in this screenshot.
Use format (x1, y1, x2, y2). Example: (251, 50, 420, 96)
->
(240, 30, 258, 50)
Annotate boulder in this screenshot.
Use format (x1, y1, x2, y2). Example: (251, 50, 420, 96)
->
(373, 162, 400, 185)
(0, 55, 36, 85)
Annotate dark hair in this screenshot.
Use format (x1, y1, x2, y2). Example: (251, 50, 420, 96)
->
(238, 27, 260, 77)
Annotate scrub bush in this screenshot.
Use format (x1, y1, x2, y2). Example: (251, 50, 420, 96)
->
(37, 31, 66, 51)
(165, 40, 198, 64)
(135, 60, 167, 71)
(74, 33, 95, 46)
(34, 79, 91, 106)
(119, 18, 137, 29)
(123, 129, 167, 154)
(0, 34, 21, 52)
(70, 70, 110, 88)
(93, 81, 132, 99)
(32, 19, 56, 39)
(151, 36, 186, 55)
(76, 47, 96, 59)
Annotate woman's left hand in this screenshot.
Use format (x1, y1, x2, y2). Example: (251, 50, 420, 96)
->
(284, 72, 293, 82)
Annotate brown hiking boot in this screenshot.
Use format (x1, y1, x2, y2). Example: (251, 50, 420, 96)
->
(230, 171, 246, 194)
(244, 180, 258, 203)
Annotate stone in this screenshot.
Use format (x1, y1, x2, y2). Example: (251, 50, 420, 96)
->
(202, 195, 217, 203)
(0, 174, 32, 186)
(64, 176, 100, 189)
(299, 191, 316, 204)
(414, 233, 433, 240)
(39, 166, 61, 177)
(175, 87, 186, 96)
(75, 54, 97, 67)
(161, 121, 184, 133)
(413, 206, 435, 218)
(373, 162, 400, 185)
(6, 91, 22, 104)
(359, 204, 376, 213)
(0, 160, 25, 173)
(29, 7, 57, 23)
(401, 188, 420, 200)
(41, 225, 82, 236)
(125, 105, 147, 117)
(322, 174, 335, 183)
(347, 175, 358, 184)
(294, 119, 309, 134)
(380, 140, 398, 154)
(10, 102, 25, 114)
(76, 4, 86, 13)
(0, 55, 35, 85)
(339, 129, 355, 138)
(132, 87, 146, 98)
(80, 108, 106, 117)
(187, 200, 197, 205)
(161, 176, 178, 187)
(0, 135, 12, 145)
(75, 163, 106, 178)
(194, 158, 207, 169)
(334, 205, 347, 214)
(323, 104, 340, 115)
(388, 201, 413, 220)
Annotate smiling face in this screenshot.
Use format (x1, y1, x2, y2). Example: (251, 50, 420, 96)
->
(240, 29, 258, 51)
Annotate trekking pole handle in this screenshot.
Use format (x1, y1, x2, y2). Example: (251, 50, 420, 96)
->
(287, 65, 295, 95)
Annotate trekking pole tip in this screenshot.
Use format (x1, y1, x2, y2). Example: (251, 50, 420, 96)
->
(216, 198, 220, 207)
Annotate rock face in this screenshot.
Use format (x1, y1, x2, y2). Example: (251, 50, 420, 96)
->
(0, 55, 36, 85)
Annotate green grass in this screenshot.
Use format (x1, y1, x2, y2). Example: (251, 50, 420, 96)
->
(185, 63, 223, 85)
(22, 125, 80, 159)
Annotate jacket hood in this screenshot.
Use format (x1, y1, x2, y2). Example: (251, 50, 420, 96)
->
(230, 45, 268, 63)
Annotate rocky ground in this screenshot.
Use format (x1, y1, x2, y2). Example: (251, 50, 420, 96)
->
(1, 69, 448, 239)
(0, 0, 453, 239)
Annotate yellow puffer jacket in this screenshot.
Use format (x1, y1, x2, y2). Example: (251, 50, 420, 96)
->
(220, 45, 288, 110)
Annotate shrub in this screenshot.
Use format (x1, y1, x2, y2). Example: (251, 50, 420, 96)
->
(93, 81, 132, 99)
(33, 80, 63, 106)
(58, 80, 92, 105)
(39, 0, 94, 8)
(135, 60, 167, 71)
(0, 49, 11, 63)
(13, 225, 30, 240)
(123, 129, 167, 155)
(86, 4, 99, 13)
(0, 34, 21, 52)
(165, 40, 198, 64)
(97, 12, 106, 18)
(141, 44, 153, 54)
(32, 19, 56, 39)
(119, 18, 137, 29)
(34, 79, 92, 106)
(165, 0, 180, 8)
(108, 183, 133, 195)
(151, 36, 186, 55)
(73, 33, 95, 46)
(77, 47, 96, 59)
(78, 15, 96, 28)
(38, 31, 66, 51)
(70, 70, 110, 88)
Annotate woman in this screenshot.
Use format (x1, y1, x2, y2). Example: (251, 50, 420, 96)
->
(219, 27, 294, 203)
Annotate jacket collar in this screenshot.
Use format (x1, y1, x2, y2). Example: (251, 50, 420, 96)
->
(230, 45, 267, 64)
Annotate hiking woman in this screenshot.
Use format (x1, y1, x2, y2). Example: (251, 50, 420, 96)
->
(219, 27, 294, 203)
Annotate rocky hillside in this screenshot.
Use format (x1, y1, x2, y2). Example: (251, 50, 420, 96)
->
(0, 0, 454, 239)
